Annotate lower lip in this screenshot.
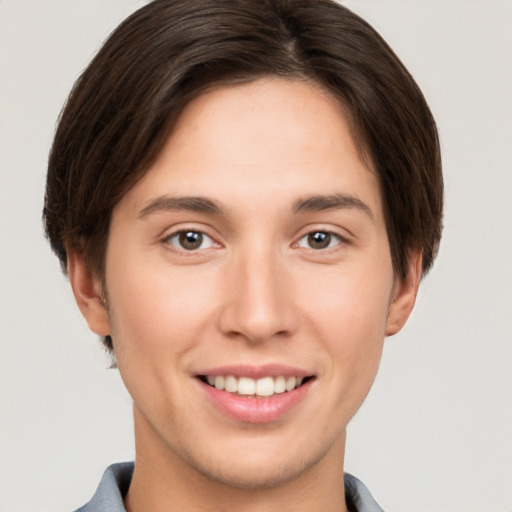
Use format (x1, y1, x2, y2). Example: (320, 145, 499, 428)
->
(199, 379, 313, 424)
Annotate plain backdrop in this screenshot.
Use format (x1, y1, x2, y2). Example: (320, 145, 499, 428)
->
(1, 1, 511, 511)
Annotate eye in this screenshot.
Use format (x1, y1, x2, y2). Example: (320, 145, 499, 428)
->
(296, 231, 342, 250)
(165, 230, 216, 251)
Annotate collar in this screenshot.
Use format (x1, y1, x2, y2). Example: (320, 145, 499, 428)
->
(75, 462, 385, 512)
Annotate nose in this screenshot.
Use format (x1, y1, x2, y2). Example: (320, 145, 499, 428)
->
(217, 248, 298, 344)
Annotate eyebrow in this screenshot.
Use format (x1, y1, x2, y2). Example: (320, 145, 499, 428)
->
(138, 196, 224, 218)
(292, 194, 373, 218)
(138, 193, 372, 219)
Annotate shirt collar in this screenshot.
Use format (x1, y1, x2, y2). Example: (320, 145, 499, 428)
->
(75, 462, 384, 512)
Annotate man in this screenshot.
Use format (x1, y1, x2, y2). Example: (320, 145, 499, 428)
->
(43, 1, 443, 510)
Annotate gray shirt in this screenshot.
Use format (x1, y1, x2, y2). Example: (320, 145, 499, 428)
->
(75, 462, 385, 512)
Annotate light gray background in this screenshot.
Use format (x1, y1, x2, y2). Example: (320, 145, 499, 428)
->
(1, 1, 511, 511)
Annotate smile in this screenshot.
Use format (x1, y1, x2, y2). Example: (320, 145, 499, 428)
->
(202, 375, 307, 397)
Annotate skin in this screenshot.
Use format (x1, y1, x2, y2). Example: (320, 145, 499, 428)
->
(69, 77, 421, 512)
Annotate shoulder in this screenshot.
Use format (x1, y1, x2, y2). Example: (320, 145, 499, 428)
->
(344, 473, 386, 512)
(73, 462, 134, 512)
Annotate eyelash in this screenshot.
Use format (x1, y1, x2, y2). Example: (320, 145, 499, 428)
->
(163, 228, 347, 253)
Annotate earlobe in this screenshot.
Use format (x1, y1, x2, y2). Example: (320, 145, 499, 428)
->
(385, 251, 422, 336)
(67, 250, 111, 336)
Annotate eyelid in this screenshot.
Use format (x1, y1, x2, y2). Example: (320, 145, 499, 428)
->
(293, 224, 352, 247)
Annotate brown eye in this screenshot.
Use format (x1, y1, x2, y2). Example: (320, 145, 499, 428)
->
(308, 232, 331, 249)
(179, 231, 203, 250)
(297, 231, 341, 250)
(167, 230, 214, 251)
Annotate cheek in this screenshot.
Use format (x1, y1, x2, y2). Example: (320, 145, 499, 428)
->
(298, 261, 392, 384)
(303, 264, 393, 337)
(104, 255, 224, 420)
(105, 251, 220, 360)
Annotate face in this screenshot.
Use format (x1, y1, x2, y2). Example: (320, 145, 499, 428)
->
(72, 77, 418, 489)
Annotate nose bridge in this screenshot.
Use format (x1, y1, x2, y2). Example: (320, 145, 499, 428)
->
(219, 242, 296, 343)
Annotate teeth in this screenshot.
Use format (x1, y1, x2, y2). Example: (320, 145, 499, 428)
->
(238, 377, 256, 395)
(205, 375, 307, 397)
(255, 376, 274, 397)
(224, 375, 238, 393)
(274, 376, 286, 393)
(286, 376, 296, 391)
(214, 376, 225, 390)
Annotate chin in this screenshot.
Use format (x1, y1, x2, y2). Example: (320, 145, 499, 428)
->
(174, 432, 338, 491)
(189, 455, 314, 490)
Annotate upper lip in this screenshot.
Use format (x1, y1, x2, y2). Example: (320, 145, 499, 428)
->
(195, 364, 314, 379)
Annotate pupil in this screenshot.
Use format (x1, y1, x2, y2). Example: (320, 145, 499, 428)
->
(308, 232, 330, 249)
(179, 231, 202, 250)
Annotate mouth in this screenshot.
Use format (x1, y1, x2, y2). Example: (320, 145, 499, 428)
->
(198, 374, 314, 398)
(196, 368, 315, 423)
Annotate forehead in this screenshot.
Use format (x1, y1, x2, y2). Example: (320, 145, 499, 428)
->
(169, 77, 365, 170)
(115, 77, 381, 221)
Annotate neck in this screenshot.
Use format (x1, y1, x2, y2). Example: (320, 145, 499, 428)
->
(125, 408, 349, 512)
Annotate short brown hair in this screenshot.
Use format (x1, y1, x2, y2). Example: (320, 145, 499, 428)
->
(43, 0, 443, 349)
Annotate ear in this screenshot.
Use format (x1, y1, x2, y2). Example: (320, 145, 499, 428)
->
(67, 250, 111, 336)
(386, 251, 422, 336)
